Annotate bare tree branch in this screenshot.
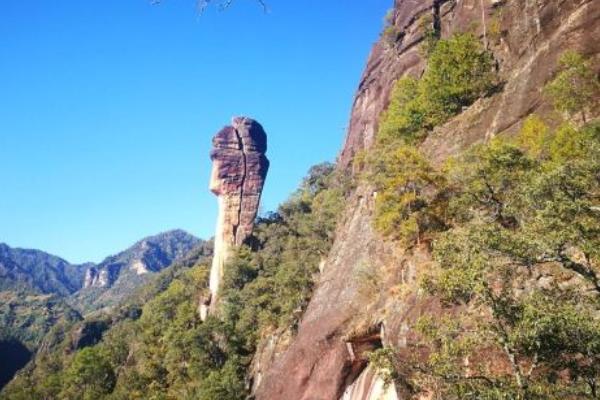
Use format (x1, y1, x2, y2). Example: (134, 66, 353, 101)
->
(149, 0, 269, 13)
(196, 0, 268, 13)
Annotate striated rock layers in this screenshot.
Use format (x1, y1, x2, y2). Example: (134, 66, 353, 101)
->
(254, 0, 600, 399)
(204, 117, 269, 317)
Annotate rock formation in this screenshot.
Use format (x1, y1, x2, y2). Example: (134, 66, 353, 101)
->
(203, 117, 269, 318)
(253, 0, 600, 399)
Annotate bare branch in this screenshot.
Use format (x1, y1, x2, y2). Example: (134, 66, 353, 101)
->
(196, 0, 268, 13)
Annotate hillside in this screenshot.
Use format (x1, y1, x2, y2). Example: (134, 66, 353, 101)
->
(0, 230, 203, 392)
(255, 0, 600, 399)
(72, 229, 201, 313)
(1, 0, 599, 399)
(0, 244, 87, 296)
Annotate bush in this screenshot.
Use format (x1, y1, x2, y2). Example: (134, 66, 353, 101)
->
(378, 33, 496, 144)
(545, 51, 600, 122)
(367, 142, 447, 245)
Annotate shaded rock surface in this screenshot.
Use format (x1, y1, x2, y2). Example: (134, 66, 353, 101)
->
(254, 0, 600, 399)
(206, 117, 269, 312)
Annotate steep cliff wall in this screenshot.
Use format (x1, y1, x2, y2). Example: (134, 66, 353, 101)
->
(254, 0, 600, 399)
(205, 117, 269, 316)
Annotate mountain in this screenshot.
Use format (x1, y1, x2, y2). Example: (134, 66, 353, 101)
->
(0, 244, 88, 296)
(0, 229, 200, 305)
(0, 230, 203, 391)
(253, 1, 600, 399)
(73, 229, 201, 312)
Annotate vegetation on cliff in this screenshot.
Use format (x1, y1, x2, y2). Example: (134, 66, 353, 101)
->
(377, 33, 497, 144)
(364, 37, 599, 399)
(417, 119, 600, 399)
(1, 163, 346, 400)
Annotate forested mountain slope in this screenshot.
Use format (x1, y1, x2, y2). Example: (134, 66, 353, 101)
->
(0, 231, 203, 393)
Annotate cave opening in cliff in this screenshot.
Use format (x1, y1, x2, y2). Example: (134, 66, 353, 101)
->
(343, 327, 384, 391)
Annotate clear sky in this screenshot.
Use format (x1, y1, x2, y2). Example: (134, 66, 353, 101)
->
(0, 0, 391, 264)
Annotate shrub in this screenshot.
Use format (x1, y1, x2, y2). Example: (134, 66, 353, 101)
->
(378, 33, 496, 144)
(545, 51, 600, 122)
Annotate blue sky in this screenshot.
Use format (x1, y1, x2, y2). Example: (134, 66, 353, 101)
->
(0, 0, 391, 263)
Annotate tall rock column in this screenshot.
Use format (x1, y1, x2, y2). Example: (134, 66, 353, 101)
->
(202, 117, 269, 319)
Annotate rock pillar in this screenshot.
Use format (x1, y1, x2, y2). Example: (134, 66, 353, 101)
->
(201, 117, 269, 319)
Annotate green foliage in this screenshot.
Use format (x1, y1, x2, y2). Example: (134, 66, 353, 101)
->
(417, 118, 600, 399)
(220, 163, 345, 345)
(516, 114, 550, 159)
(369, 33, 497, 244)
(2, 163, 346, 400)
(544, 51, 600, 122)
(378, 33, 496, 144)
(60, 347, 115, 400)
(369, 143, 447, 244)
(367, 347, 400, 388)
(421, 33, 496, 127)
(378, 77, 426, 143)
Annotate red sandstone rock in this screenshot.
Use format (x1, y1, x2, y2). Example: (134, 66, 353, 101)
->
(254, 0, 600, 399)
(205, 117, 269, 317)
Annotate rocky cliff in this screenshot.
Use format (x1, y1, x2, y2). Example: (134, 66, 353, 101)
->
(205, 117, 269, 315)
(254, 0, 600, 399)
(75, 229, 200, 312)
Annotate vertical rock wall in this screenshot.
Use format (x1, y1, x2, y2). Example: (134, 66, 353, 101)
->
(204, 117, 269, 316)
(254, 0, 599, 398)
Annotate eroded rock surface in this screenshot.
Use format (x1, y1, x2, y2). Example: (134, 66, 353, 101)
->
(254, 0, 599, 399)
(205, 117, 269, 315)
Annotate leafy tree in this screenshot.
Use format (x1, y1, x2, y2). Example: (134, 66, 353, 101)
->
(516, 114, 550, 159)
(60, 347, 115, 400)
(545, 51, 600, 123)
(369, 143, 446, 244)
(197, 357, 246, 400)
(378, 33, 496, 144)
(420, 33, 496, 128)
(416, 119, 600, 399)
(378, 77, 426, 143)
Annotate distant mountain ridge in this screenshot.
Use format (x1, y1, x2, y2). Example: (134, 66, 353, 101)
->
(74, 229, 201, 312)
(0, 229, 206, 390)
(0, 243, 88, 296)
(0, 229, 201, 309)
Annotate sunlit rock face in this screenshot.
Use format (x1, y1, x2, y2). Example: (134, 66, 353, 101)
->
(203, 117, 269, 316)
(341, 366, 399, 400)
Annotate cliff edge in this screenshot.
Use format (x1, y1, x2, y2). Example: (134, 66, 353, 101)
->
(254, 0, 600, 399)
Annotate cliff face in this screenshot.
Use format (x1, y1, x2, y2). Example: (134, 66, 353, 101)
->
(73, 230, 200, 312)
(205, 117, 269, 315)
(254, 0, 600, 399)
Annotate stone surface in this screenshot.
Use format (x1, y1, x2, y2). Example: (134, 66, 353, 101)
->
(254, 0, 600, 399)
(75, 229, 201, 312)
(341, 366, 399, 400)
(206, 117, 269, 313)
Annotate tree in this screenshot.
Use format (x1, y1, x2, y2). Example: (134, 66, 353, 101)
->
(60, 347, 115, 400)
(417, 121, 600, 399)
(544, 51, 600, 123)
(370, 143, 446, 244)
(377, 33, 496, 144)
